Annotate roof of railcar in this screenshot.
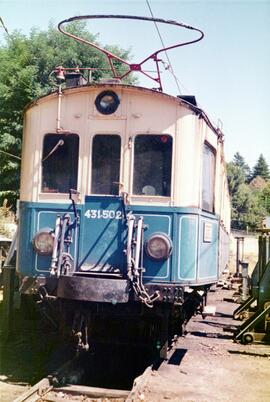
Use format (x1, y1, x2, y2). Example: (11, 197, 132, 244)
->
(24, 82, 223, 139)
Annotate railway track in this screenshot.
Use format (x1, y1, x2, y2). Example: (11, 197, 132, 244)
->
(12, 349, 131, 401)
(13, 363, 167, 402)
(12, 340, 178, 402)
(13, 377, 130, 401)
(12, 362, 153, 402)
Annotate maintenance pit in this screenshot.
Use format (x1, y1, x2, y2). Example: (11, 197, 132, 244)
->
(1, 285, 270, 402)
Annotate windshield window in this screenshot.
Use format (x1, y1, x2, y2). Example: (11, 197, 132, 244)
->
(42, 134, 79, 193)
(202, 142, 216, 212)
(91, 135, 121, 195)
(133, 135, 172, 196)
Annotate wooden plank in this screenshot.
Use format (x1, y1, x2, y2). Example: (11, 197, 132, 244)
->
(55, 384, 130, 398)
(39, 394, 83, 402)
(13, 381, 130, 402)
(13, 378, 51, 402)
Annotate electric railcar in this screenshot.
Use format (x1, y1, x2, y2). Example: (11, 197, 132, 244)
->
(17, 15, 230, 355)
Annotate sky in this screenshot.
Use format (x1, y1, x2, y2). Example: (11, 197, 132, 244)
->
(1, 0, 269, 169)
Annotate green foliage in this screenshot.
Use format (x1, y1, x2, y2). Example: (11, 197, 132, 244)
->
(227, 161, 246, 196)
(228, 152, 270, 231)
(261, 182, 270, 213)
(232, 152, 250, 181)
(0, 21, 133, 207)
(251, 154, 270, 181)
(231, 183, 266, 230)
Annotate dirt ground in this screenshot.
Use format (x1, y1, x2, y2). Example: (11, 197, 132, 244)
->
(0, 380, 26, 401)
(138, 287, 270, 402)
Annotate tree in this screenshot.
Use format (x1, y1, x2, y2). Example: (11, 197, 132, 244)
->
(249, 176, 267, 191)
(227, 162, 246, 196)
(0, 21, 133, 207)
(233, 152, 250, 181)
(251, 154, 270, 181)
(261, 182, 270, 214)
(227, 153, 269, 231)
(231, 183, 266, 230)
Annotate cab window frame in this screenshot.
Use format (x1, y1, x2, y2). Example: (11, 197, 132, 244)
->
(41, 132, 79, 194)
(91, 133, 121, 196)
(132, 134, 173, 197)
(201, 141, 216, 213)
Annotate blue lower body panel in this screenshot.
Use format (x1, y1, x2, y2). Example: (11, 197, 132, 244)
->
(17, 199, 226, 286)
(129, 206, 220, 285)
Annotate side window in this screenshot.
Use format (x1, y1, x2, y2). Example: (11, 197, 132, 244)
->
(202, 142, 216, 212)
(42, 134, 79, 193)
(133, 135, 172, 196)
(91, 135, 121, 195)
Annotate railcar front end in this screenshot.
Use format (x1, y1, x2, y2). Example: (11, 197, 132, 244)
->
(16, 83, 230, 352)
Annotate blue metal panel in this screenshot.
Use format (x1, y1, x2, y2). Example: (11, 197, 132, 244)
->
(132, 211, 172, 282)
(17, 202, 36, 276)
(79, 196, 126, 271)
(18, 201, 79, 276)
(177, 215, 198, 281)
(17, 200, 222, 287)
(197, 217, 219, 281)
(79, 199, 171, 282)
(35, 210, 77, 273)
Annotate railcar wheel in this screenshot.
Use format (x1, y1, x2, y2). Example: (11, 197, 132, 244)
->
(242, 332, 254, 344)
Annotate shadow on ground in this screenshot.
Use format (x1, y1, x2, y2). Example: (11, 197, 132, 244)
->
(0, 302, 153, 390)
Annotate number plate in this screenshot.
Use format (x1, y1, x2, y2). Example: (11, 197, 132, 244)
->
(84, 209, 122, 220)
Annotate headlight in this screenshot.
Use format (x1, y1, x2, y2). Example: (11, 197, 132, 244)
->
(32, 228, 54, 256)
(145, 233, 172, 261)
(95, 90, 120, 115)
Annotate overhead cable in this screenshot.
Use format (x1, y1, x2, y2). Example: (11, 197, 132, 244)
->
(0, 149, 21, 160)
(145, 0, 182, 94)
(0, 17, 10, 37)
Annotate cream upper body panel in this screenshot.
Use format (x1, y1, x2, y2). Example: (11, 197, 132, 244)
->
(20, 84, 225, 216)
